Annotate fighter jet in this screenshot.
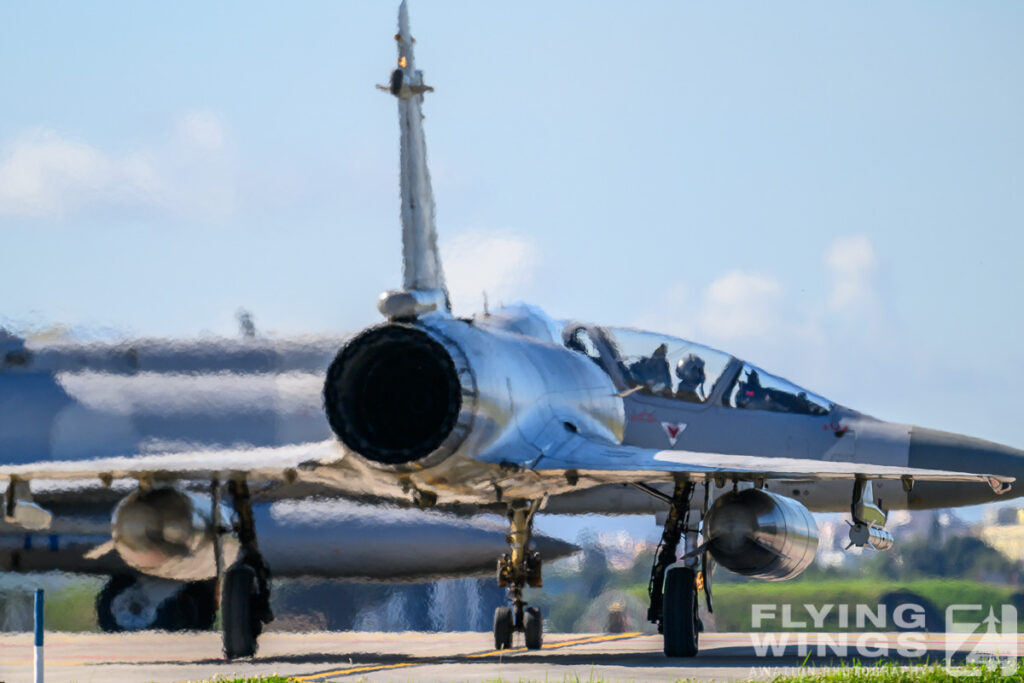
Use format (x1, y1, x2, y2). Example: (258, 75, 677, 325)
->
(3, 1, 1022, 660)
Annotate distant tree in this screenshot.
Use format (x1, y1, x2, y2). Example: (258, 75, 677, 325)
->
(575, 533, 611, 599)
(547, 592, 590, 632)
(874, 534, 1018, 580)
(928, 511, 943, 545)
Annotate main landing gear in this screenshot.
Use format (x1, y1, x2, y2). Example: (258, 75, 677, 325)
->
(214, 479, 274, 660)
(494, 499, 544, 651)
(644, 480, 711, 658)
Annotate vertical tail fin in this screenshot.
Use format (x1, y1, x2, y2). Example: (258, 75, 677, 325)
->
(378, 1, 449, 319)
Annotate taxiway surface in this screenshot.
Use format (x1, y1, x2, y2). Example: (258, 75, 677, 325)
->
(0, 631, 1017, 682)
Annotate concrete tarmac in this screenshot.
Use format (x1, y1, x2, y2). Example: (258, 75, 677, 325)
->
(0, 631, 1018, 683)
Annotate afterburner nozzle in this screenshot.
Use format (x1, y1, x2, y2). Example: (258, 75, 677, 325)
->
(323, 323, 473, 468)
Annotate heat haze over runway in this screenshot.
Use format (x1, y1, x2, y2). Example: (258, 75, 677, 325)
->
(0, 631, 1018, 682)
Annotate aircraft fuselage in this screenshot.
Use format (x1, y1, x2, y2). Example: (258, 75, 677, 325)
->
(3, 312, 1022, 516)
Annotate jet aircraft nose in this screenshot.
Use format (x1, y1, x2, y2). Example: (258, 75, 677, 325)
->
(907, 426, 1024, 505)
(532, 534, 580, 561)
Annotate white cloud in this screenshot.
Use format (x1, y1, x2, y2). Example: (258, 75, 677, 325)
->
(0, 130, 123, 217)
(629, 233, 1006, 439)
(642, 235, 882, 349)
(177, 110, 226, 152)
(441, 230, 540, 315)
(826, 234, 879, 313)
(697, 270, 785, 340)
(631, 234, 893, 403)
(0, 110, 233, 220)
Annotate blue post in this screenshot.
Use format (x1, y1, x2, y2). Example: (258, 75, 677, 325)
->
(34, 588, 44, 683)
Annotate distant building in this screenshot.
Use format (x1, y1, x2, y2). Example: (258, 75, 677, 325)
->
(596, 530, 654, 571)
(979, 508, 1024, 561)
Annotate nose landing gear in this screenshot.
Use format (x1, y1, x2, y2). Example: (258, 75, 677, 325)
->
(644, 480, 708, 658)
(493, 499, 544, 650)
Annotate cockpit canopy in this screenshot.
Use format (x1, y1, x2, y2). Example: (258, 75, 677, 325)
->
(725, 362, 831, 416)
(562, 324, 832, 417)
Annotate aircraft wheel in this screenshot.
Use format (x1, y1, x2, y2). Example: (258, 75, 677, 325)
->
(663, 565, 699, 658)
(493, 606, 514, 650)
(97, 574, 147, 632)
(177, 580, 217, 631)
(97, 574, 184, 632)
(524, 606, 543, 650)
(222, 563, 261, 659)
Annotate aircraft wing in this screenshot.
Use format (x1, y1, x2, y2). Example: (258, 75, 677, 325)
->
(0, 440, 347, 485)
(531, 435, 1013, 493)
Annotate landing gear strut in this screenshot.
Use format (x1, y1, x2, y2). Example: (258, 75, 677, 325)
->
(494, 499, 543, 650)
(646, 480, 706, 658)
(215, 479, 274, 660)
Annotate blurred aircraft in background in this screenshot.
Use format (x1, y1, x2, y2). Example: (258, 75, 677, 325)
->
(0, 326, 574, 632)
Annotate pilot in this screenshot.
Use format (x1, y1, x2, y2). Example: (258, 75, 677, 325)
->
(564, 328, 588, 355)
(674, 354, 706, 403)
(734, 369, 767, 409)
(629, 343, 671, 395)
(0, 328, 31, 370)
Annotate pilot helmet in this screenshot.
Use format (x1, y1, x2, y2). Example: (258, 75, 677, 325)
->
(675, 354, 705, 385)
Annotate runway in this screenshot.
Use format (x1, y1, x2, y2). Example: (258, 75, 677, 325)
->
(0, 631, 1018, 682)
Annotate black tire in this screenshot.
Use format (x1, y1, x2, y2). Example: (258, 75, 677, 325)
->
(177, 580, 217, 631)
(524, 606, 543, 650)
(96, 574, 137, 633)
(153, 591, 189, 632)
(493, 606, 514, 650)
(222, 564, 260, 659)
(97, 574, 186, 632)
(663, 566, 699, 658)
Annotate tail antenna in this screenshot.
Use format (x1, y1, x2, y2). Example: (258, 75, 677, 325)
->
(377, 1, 450, 320)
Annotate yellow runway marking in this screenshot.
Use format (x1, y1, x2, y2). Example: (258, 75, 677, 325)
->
(294, 661, 421, 679)
(465, 631, 644, 659)
(295, 632, 644, 681)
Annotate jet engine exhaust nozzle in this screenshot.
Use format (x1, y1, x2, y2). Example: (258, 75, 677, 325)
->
(704, 488, 818, 581)
(323, 324, 472, 468)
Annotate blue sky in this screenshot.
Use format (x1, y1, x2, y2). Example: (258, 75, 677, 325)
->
(1, 0, 1022, 463)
